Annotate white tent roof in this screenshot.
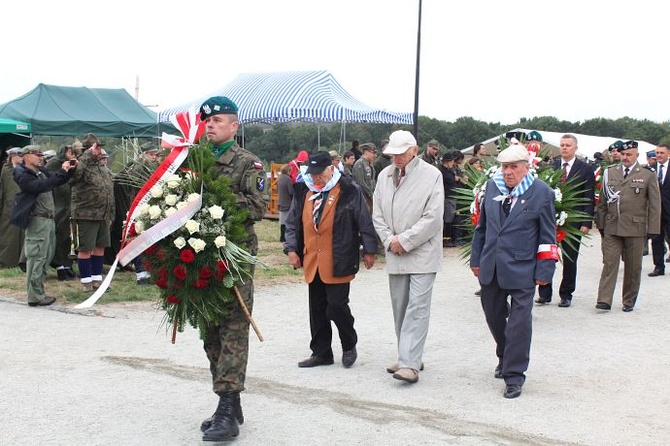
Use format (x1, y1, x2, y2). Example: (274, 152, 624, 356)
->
(461, 128, 657, 160)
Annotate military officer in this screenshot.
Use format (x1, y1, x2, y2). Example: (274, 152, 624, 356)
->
(595, 141, 661, 312)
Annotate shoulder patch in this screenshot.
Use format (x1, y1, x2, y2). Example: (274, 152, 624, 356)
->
(253, 162, 263, 170)
(256, 176, 265, 191)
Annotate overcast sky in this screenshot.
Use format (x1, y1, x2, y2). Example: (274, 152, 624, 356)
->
(3, 0, 668, 125)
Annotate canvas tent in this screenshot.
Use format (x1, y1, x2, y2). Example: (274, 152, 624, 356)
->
(461, 128, 657, 161)
(158, 70, 413, 125)
(0, 84, 165, 137)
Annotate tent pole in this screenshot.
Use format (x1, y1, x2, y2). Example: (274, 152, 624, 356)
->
(413, 0, 422, 139)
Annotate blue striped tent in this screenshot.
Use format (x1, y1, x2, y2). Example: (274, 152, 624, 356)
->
(158, 70, 413, 125)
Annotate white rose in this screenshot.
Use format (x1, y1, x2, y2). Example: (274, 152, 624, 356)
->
(554, 188, 563, 203)
(188, 237, 207, 253)
(184, 219, 200, 234)
(173, 237, 186, 249)
(164, 207, 177, 217)
(176, 201, 188, 211)
(134, 221, 144, 234)
(214, 235, 227, 248)
(164, 194, 179, 206)
(187, 193, 200, 203)
(166, 174, 181, 189)
(138, 203, 151, 216)
(208, 205, 225, 220)
(148, 205, 162, 220)
(150, 185, 164, 198)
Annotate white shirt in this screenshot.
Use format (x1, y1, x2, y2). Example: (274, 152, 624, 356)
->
(657, 161, 667, 184)
(560, 157, 575, 177)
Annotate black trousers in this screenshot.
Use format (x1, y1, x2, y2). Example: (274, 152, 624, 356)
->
(480, 273, 533, 386)
(651, 215, 670, 271)
(538, 233, 582, 300)
(308, 270, 357, 360)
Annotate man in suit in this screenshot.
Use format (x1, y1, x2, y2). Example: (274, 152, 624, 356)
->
(595, 141, 661, 312)
(648, 144, 670, 276)
(470, 144, 557, 399)
(536, 134, 595, 307)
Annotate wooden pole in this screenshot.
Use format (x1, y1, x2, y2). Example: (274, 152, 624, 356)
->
(233, 286, 264, 342)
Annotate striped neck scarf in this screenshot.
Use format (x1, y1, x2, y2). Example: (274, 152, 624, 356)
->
(492, 170, 535, 200)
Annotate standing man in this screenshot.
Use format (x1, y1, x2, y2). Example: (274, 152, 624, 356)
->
(596, 141, 660, 312)
(352, 143, 376, 211)
(329, 150, 343, 173)
(0, 147, 25, 268)
(45, 144, 79, 281)
(284, 151, 377, 369)
(350, 139, 362, 161)
(10, 145, 76, 306)
(198, 96, 268, 442)
(70, 134, 115, 291)
(536, 134, 595, 307)
(419, 139, 440, 167)
(342, 150, 355, 176)
(277, 163, 293, 242)
(470, 145, 558, 399)
(372, 130, 444, 384)
(288, 150, 309, 183)
(648, 144, 670, 277)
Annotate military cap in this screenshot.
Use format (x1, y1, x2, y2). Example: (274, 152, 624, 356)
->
(19, 145, 43, 156)
(359, 143, 377, 152)
(608, 140, 624, 152)
(140, 141, 159, 153)
(6, 147, 22, 156)
(497, 145, 529, 163)
(43, 150, 57, 160)
(305, 151, 332, 175)
(646, 150, 657, 159)
(526, 130, 543, 142)
(81, 133, 103, 149)
(199, 96, 239, 120)
(593, 151, 603, 161)
(505, 131, 526, 141)
(622, 140, 638, 150)
(427, 139, 440, 147)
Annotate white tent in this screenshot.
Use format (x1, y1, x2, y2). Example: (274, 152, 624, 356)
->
(461, 128, 657, 161)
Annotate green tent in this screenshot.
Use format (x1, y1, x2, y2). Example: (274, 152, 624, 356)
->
(0, 118, 31, 134)
(0, 84, 165, 137)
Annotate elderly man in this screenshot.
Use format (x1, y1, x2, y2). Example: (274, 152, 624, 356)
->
(372, 130, 444, 384)
(419, 139, 440, 167)
(596, 141, 660, 312)
(284, 151, 377, 370)
(470, 144, 558, 399)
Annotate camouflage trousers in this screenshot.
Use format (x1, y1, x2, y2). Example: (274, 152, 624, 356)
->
(203, 277, 254, 394)
(25, 217, 56, 303)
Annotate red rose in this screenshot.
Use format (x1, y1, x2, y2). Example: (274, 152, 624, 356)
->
(198, 266, 214, 279)
(216, 259, 229, 275)
(556, 228, 567, 243)
(157, 267, 168, 281)
(155, 278, 168, 289)
(166, 294, 180, 304)
(173, 264, 188, 280)
(180, 249, 195, 264)
(194, 278, 209, 289)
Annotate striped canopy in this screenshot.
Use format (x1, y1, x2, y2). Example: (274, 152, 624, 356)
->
(158, 70, 412, 125)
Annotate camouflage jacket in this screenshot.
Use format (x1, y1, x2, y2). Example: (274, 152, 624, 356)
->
(70, 150, 115, 221)
(212, 142, 268, 253)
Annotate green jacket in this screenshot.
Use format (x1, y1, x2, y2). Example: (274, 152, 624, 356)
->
(70, 150, 115, 221)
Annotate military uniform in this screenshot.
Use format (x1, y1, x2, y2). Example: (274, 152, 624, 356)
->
(45, 149, 75, 275)
(352, 157, 375, 205)
(419, 151, 440, 167)
(596, 162, 661, 309)
(0, 162, 24, 268)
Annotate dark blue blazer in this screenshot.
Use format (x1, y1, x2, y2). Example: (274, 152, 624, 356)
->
(554, 158, 595, 229)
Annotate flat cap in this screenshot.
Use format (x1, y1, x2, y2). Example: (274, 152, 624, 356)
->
(497, 145, 529, 163)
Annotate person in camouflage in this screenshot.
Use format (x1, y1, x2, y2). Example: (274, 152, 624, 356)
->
(197, 96, 268, 443)
(69, 134, 115, 291)
(45, 144, 79, 281)
(0, 147, 25, 269)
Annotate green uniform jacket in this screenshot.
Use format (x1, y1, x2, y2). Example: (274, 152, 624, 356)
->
(0, 164, 24, 267)
(70, 150, 115, 221)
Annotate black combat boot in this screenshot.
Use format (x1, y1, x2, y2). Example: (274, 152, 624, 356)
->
(202, 393, 240, 441)
(200, 392, 244, 432)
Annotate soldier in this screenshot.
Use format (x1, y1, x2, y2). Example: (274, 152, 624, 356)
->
(10, 145, 76, 306)
(0, 147, 25, 269)
(45, 144, 79, 280)
(352, 143, 376, 210)
(197, 96, 268, 442)
(70, 134, 115, 291)
(419, 139, 440, 167)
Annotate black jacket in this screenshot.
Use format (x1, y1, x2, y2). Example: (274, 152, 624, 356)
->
(284, 174, 377, 277)
(11, 163, 72, 229)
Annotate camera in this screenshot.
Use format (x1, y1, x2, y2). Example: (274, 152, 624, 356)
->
(69, 159, 77, 166)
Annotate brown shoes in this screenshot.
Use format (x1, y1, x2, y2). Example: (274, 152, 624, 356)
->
(386, 362, 424, 374)
(392, 367, 419, 383)
(28, 296, 56, 307)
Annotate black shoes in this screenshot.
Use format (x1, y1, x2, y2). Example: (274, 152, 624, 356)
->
(28, 296, 56, 307)
(503, 384, 522, 399)
(474, 289, 481, 296)
(494, 366, 503, 379)
(558, 298, 571, 308)
(201, 393, 244, 433)
(534, 296, 551, 304)
(622, 305, 634, 312)
(342, 347, 357, 368)
(202, 393, 240, 442)
(648, 268, 665, 277)
(595, 302, 611, 310)
(298, 355, 334, 368)
(57, 268, 76, 281)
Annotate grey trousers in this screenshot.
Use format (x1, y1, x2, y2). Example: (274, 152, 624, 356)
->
(388, 273, 436, 371)
(24, 216, 56, 303)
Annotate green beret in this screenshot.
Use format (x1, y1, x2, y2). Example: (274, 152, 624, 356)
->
(608, 140, 624, 151)
(200, 96, 239, 119)
(526, 131, 543, 142)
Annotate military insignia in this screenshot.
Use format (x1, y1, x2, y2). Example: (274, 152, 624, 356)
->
(253, 162, 263, 170)
(256, 177, 265, 191)
(635, 188, 640, 194)
(202, 104, 211, 114)
(213, 105, 221, 111)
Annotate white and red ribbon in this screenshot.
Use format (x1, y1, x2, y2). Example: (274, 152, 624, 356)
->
(537, 244, 559, 261)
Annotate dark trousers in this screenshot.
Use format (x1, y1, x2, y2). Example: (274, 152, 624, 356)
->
(538, 233, 582, 300)
(308, 270, 357, 360)
(651, 215, 670, 271)
(480, 273, 533, 386)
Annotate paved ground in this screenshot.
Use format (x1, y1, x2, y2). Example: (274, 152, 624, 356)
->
(1, 233, 669, 445)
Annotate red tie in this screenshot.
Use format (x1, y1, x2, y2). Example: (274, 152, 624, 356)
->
(560, 162, 568, 183)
